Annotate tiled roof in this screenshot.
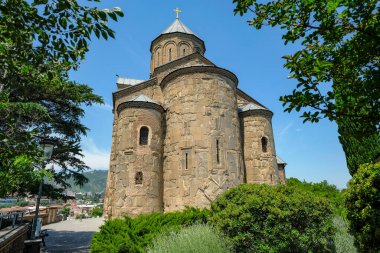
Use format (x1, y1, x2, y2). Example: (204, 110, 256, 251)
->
(276, 156, 286, 165)
(162, 18, 195, 35)
(128, 95, 159, 105)
(116, 77, 145, 86)
(238, 103, 268, 112)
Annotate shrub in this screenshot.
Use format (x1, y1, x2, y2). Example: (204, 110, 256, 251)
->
(286, 177, 344, 215)
(149, 223, 231, 253)
(15, 199, 29, 207)
(92, 205, 103, 218)
(333, 216, 357, 253)
(344, 162, 380, 253)
(90, 207, 209, 253)
(209, 183, 335, 253)
(60, 206, 70, 217)
(75, 213, 87, 219)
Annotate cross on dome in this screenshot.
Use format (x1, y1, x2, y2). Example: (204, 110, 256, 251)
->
(174, 7, 181, 19)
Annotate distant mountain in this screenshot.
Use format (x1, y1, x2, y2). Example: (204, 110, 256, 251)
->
(66, 170, 108, 193)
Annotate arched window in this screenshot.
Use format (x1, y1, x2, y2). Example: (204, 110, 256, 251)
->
(169, 48, 172, 61)
(261, 137, 268, 153)
(135, 172, 143, 185)
(139, 127, 149, 145)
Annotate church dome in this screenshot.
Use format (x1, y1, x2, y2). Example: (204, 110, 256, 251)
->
(150, 10, 206, 74)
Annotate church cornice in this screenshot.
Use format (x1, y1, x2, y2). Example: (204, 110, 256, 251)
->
(151, 52, 215, 78)
(116, 101, 164, 115)
(112, 78, 158, 107)
(239, 109, 273, 118)
(160, 66, 238, 90)
(150, 32, 206, 53)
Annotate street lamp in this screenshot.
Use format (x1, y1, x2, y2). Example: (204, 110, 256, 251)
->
(30, 142, 54, 240)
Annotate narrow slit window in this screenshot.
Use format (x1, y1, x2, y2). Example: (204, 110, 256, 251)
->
(169, 48, 172, 61)
(140, 127, 149, 145)
(185, 153, 188, 170)
(135, 172, 143, 185)
(216, 140, 220, 164)
(261, 137, 268, 153)
(157, 52, 160, 66)
(183, 48, 186, 56)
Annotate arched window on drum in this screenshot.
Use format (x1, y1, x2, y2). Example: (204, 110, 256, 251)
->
(140, 127, 149, 145)
(261, 137, 268, 153)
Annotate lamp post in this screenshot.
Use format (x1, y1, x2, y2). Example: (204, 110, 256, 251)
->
(30, 142, 54, 240)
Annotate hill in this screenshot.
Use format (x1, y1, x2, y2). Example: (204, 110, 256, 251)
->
(66, 170, 108, 193)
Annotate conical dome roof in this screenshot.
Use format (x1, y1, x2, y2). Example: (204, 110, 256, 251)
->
(161, 18, 196, 35)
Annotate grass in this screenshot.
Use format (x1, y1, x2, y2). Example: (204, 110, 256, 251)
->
(148, 223, 231, 253)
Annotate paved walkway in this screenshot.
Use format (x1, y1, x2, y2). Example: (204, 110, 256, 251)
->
(41, 218, 104, 253)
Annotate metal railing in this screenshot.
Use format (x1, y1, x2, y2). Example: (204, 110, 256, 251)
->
(0, 211, 25, 230)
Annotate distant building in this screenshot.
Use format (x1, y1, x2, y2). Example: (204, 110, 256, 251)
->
(66, 191, 76, 198)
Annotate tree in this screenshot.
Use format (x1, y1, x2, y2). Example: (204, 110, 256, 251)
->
(232, 0, 379, 174)
(0, 0, 123, 197)
(344, 162, 380, 253)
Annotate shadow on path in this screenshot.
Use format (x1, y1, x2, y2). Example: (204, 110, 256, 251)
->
(41, 230, 96, 253)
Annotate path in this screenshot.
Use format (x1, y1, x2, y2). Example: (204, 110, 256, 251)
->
(41, 218, 104, 253)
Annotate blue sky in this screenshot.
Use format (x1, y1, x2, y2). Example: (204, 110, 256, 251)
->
(70, 0, 351, 188)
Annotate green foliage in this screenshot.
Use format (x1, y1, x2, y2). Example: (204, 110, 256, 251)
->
(91, 207, 209, 253)
(333, 216, 357, 253)
(0, 154, 40, 197)
(0, 1, 123, 198)
(149, 223, 231, 253)
(40, 200, 50, 206)
(91, 205, 103, 218)
(209, 183, 335, 253)
(233, 0, 380, 173)
(60, 206, 70, 217)
(338, 120, 380, 174)
(344, 162, 380, 252)
(286, 177, 344, 215)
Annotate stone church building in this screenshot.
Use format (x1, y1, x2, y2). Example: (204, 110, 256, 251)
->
(104, 14, 286, 219)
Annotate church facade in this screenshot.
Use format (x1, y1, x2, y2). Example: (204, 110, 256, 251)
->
(104, 15, 286, 219)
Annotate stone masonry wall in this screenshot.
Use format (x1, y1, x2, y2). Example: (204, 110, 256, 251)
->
(241, 113, 280, 184)
(278, 164, 286, 184)
(162, 72, 244, 212)
(105, 107, 163, 218)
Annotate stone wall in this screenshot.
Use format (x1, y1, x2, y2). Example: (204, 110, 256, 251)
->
(154, 54, 213, 82)
(105, 107, 163, 218)
(240, 111, 280, 184)
(162, 70, 244, 212)
(278, 164, 286, 184)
